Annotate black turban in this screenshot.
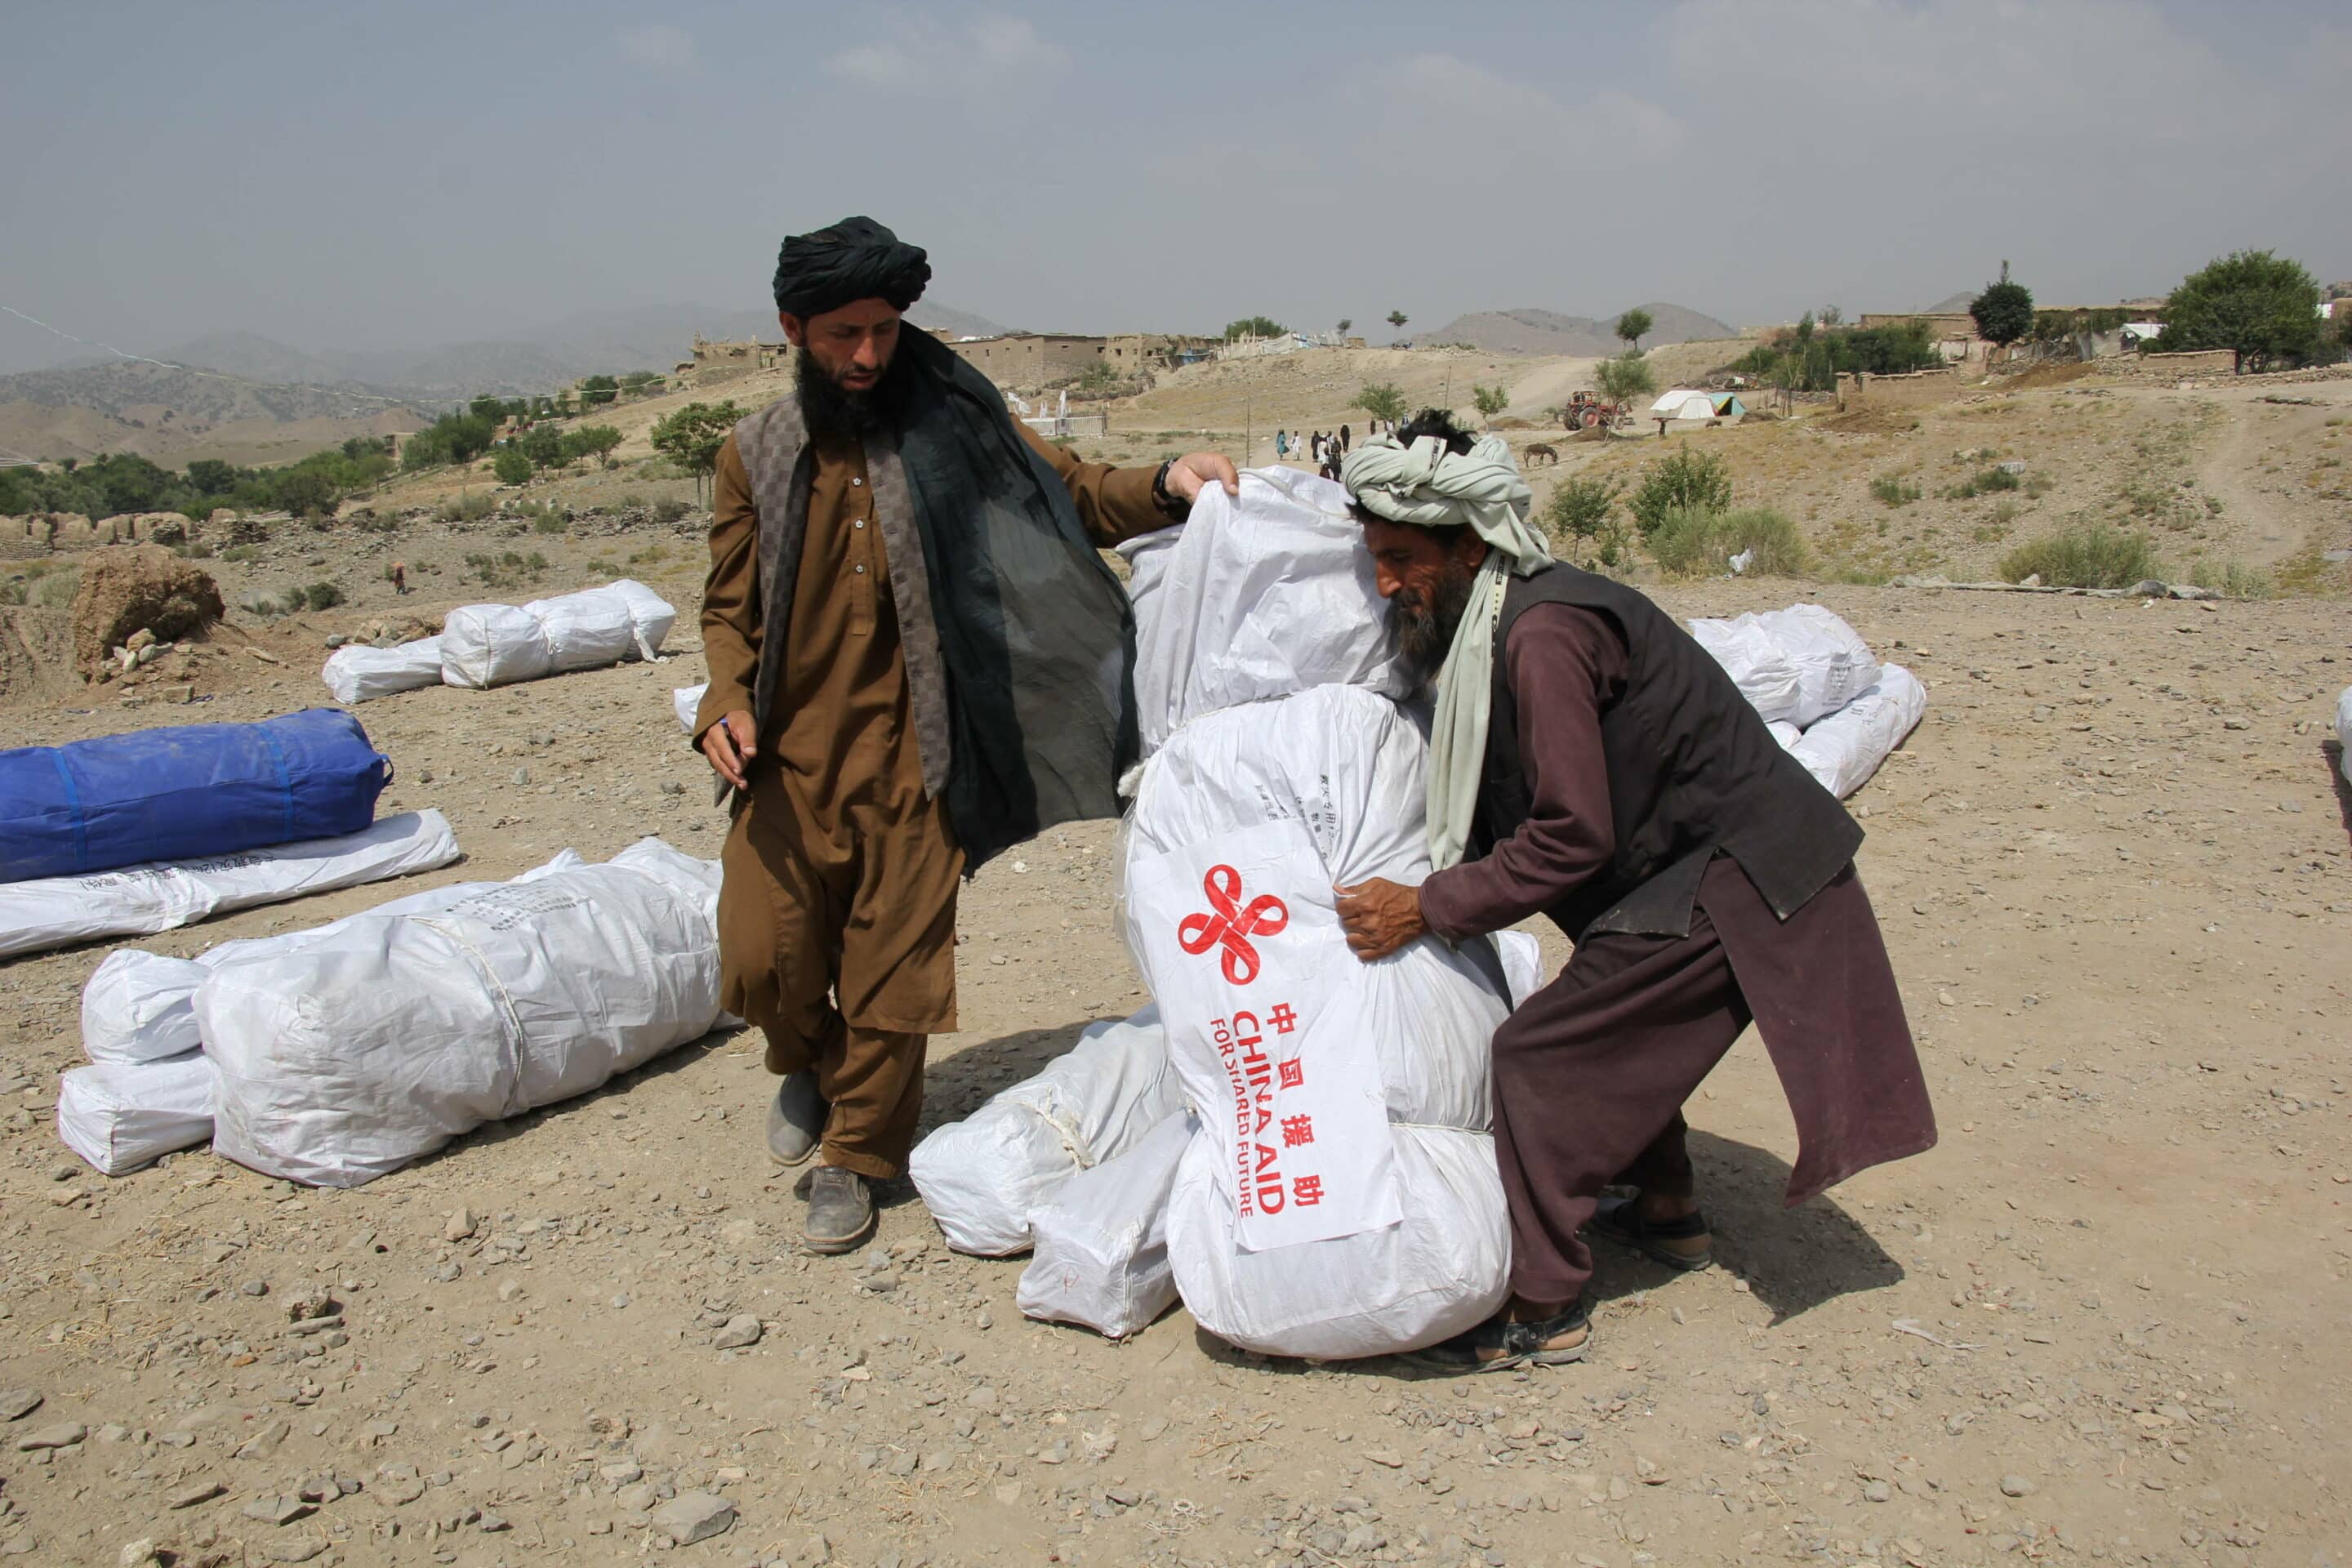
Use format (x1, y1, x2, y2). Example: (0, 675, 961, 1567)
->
(771, 216, 930, 319)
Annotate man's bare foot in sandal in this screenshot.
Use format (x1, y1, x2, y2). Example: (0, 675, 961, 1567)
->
(1405, 1296, 1592, 1374)
(1590, 1191, 1714, 1271)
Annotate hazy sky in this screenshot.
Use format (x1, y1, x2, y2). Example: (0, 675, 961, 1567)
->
(5, 0, 2347, 373)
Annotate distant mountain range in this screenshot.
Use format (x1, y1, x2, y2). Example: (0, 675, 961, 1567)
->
(0, 301, 1022, 463)
(141, 300, 1016, 399)
(5, 300, 1019, 406)
(1409, 304, 1739, 357)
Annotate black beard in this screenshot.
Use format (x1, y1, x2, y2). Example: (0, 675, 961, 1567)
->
(795, 347, 906, 443)
(1389, 558, 1478, 690)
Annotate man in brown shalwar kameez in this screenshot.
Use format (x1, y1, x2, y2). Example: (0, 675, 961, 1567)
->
(695, 216, 1236, 1253)
(1334, 411, 1935, 1372)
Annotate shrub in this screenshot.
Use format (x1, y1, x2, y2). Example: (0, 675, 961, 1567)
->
(1543, 474, 1623, 543)
(492, 446, 532, 485)
(1628, 446, 1732, 538)
(1998, 522, 2161, 588)
(437, 493, 495, 525)
(2187, 558, 2273, 599)
(1649, 506, 1809, 578)
(33, 567, 81, 609)
(532, 512, 569, 534)
(1869, 476, 1922, 507)
(302, 581, 344, 611)
(651, 498, 690, 526)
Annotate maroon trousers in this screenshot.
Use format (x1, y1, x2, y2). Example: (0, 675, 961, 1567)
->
(1492, 854, 1934, 1307)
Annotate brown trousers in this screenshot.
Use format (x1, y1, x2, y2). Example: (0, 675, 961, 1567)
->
(715, 765, 961, 1180)
(1493, 854, 1930, 1306)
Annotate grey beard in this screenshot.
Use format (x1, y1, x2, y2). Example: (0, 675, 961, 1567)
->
(1390, 562, 1477, 690)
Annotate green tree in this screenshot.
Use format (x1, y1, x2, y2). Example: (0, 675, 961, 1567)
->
(563, 425, 624, 466)
(268, 467, 339, 519)
(1222, 316, 1287, 341)
(1970, 260, 2034, 349)
(1543, 474, 1623, 546)
(649, 401, 742, 501)
(1336, 318, 1352, 335)
(492, 445, 533, 486)
(1615, 308, 1654, 353)
(519, 425, 565, 470)
(1595, 352, 1657, 424)
(1628, 445, 1732, 539)
(2155, 249, 2324, 372)
(469, 394, 506, 424)
(185, 458, 239, 494)
(1471, 383, 1511, 426)
(1386, 310, 1408, 341)
(1352, 381, 1408, 422)
(577, 374, 620, 408)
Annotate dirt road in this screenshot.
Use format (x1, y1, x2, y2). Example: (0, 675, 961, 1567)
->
(1, 568, 2345, 1567)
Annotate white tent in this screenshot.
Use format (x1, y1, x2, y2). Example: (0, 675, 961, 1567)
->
(1650, 390, 1716, 421)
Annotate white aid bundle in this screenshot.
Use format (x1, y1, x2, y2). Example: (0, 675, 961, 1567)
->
(439, 580, 675, 689)
(57, 1054, 216, 1176)
(1789, 663, 1927, 800)
(1118, 467, 1409, 752)
(1690, 604, 1882, 728)
(79, 856, 586, 1067)
(1124, 684, 1515, 1357)
(910, 1009, 1179, 1256)
(1017, 1110, 1192, 1339)
(0, 809, 461, 960)
(2336, 688, 2351, 784)
(322, 636, 443, 704)
(674, 684, 708, 734)
(1126, 686, 1504, 1133)
(1165, 1121, 1509, 1360)
(198, 839, 723, 1186)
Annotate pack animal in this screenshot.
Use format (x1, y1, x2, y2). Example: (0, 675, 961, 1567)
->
(1524, 443, 1559, 466)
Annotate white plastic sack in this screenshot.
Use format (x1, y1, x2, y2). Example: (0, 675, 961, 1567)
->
(1119, 467, 1409, 751)
(1126, 686, 1501, 1134)
(1789, 663, 1926, 799)
(910, 1008, 1178, 1256)
(1495, 929, 1545, 1009)
(674, 684, 708, 734)
(198, 839, 723, 1186)
(2336, 687, 2351, 784)
(1017, 1110, 1192, 1339)
(1767, 719, 1802, 751)
(321, 637, 443, 704)
(1690, 604, 1882, 728)
(0, 809, 461, 960)
(439, 603, 550, 688)
(57, 1054, 215, 1175)
(78, 859, 581, 1067)
(1165, 1122, 1510, 1360)
(439, 581, 675, 689)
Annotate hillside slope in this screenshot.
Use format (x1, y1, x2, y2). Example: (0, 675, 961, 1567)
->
(1413, 303, 1735, 355)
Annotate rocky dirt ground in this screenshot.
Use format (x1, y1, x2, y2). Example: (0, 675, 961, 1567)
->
(0, 372, 2349, 1568)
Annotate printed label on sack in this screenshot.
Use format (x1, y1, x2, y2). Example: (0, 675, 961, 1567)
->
(1129, 821, 1399, 1251)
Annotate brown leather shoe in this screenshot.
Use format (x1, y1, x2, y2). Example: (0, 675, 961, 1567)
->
(1590, 1196, 1714, 1271)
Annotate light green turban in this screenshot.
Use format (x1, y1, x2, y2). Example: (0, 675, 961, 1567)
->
(1342, 433, 1549, 871)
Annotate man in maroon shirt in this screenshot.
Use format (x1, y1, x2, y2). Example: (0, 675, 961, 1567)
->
(1336, 412, 1934, 1373)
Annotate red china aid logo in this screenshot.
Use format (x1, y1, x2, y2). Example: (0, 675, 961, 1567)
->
(1178, 865, 1289, 985)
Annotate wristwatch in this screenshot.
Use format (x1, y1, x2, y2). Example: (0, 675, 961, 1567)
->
(1150, 459, 1187, 519)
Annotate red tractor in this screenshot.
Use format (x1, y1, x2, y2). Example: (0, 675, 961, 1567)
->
(1561, 390, 1626, 431)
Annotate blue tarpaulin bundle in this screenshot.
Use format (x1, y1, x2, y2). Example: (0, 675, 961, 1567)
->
(0, 710, 390, 884)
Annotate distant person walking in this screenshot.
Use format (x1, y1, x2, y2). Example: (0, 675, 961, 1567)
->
(390, 562, 407, 595)
(1276, 429, 1290, 459)
(1339, 423, 1352, 454)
